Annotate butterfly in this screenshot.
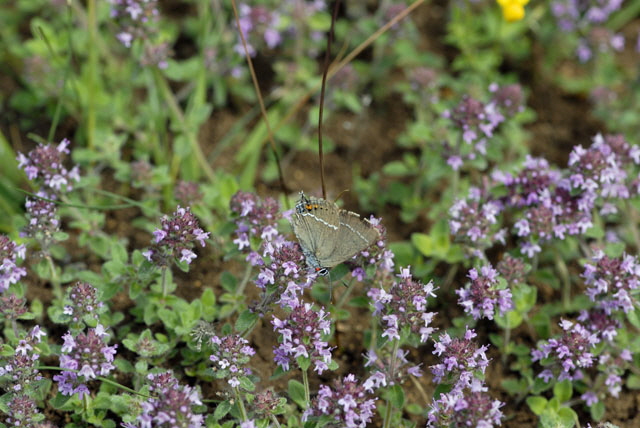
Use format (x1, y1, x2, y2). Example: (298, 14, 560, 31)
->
(290, 192, 380, 275)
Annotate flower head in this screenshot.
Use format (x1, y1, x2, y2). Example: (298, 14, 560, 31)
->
(302, 374, 376, 428)
(17, 139, 80, 192)
(143, 206, 209, 267)
(272, 302, 333, 374)
(53, 325, 117, 399)
(209, 334, 256, 389)
(0, 235, 27, 293)
(457, 264, 513, 320)
(128, 371, 204, 427)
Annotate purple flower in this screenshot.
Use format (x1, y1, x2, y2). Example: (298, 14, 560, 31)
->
(368, 266, 437, 343)
(109, 0, 160, 48)
(5, 394, 42, 427)
(63, 281, 104, 326)
(272, 301, 333, 374)
(496, 254, 529, 286)
(457, 264, 513, 320)
(209, 334, 256, 389)
(21, 191, 61, 253)
(0, 293, 28, 320)
(128, 371, 203, 427)
(302, 374, 376, 428)
(431, 327, 490, 391)
(17, 139, 80, 192)
(230, 191, 280, 252)
(449, 188, 505, 257)
(53, 325, 117, 398)
(0, 327, 45, 396)
(144, 206, 209, 267)
(532, 319, 599, 382)
(426, 379, 504, 428)
(363, 348, 423, 393)
(582, 251, 640, 314)
(0, 235, 27, 293)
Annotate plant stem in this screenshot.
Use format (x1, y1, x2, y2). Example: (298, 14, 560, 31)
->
(46, 255, 62, 298)
(161, 266, 168, 297)
(270, 415, 282, 428)
(382, 340, 401, 428)
(234, 387, 249, 421)
(302, 368, 310, 407)
(335, 278, 356, 309)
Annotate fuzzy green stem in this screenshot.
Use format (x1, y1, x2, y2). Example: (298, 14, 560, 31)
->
(234, 386, 249, 421)
(269, 414, 282, 428)
(46, 255, 62, 299)
(335, 278, 356, 309)
(161, 266, 168, 298)
(554, 251, 571, 310)
(382, 340, 401, 428)
(302, 368, 311, 407)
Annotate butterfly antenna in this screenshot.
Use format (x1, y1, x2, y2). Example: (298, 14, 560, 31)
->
(318, 0, 341, 200)
(230, 0, 290, 207)
(334, 189, 350, 203)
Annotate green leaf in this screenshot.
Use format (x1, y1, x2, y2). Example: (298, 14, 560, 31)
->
(235, 310, 259, 333)
(526, 396, 548, 415)
(553, 379, 572, 403)
(589, 400, 605, 421)
(387, 384, 405, 409)
(412, 233, 434, 257)
(627, 374, 640, 389)
(213, 400, 233, 420)
(288, 380, 307, 409)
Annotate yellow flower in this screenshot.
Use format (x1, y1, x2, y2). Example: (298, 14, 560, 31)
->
(497, 0, 530, 22)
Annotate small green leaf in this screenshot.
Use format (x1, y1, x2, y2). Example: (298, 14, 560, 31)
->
(235, 310, 259, 333)
(553, 379, 572, 403)
(526, 396, 548, 415)
(590, 400, 605, 421)
(288, 380, 307, 409)
(387, 384, 405, 409)
(213, 400, 233, 420)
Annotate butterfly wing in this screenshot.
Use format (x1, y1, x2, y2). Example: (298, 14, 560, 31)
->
(316, 210, 380, 268)
(291, 195, 340, 269)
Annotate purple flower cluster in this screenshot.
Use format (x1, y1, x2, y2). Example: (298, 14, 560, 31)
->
(174, 181, 203, 206)
(0, 293, 28, 321)
(251, 388, 283, 418)
(124, 371, 203, 428)
(551, 0, 624, 61)
(21, 192, 61, 252)
(0, 326, 46, 393)
(426, 378, 504, 428)
(63, 282, 104, 326)
(272, 301, 333, 374)
(302, 373, 376, 428)
(0, 235, 27, 293)
(582, 251, 640, 314)
(430, 327, 490, 389)
(457, 264, 513, 320)
(568, 134, 640, 215)
(235, 1, 326, 57)
(427, 327, 504, 426)
(230, 191, 280, 253)
(532, 319, 599, 383)
(5, 393, 43, 427)
(209, 333, 256, 389)
(442, 91, 507, 170)
(362, 348, 423, 392)
(17, 139, 80, 192)
(109, 0, 159, 48)
(449, 187, 505, 258)
(496, 254, 528, 286)
(489, 83, 525, 116)
(143, 206, 210, 267)
(368, 266, 437, 343)
(54, 325, 118, 400)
